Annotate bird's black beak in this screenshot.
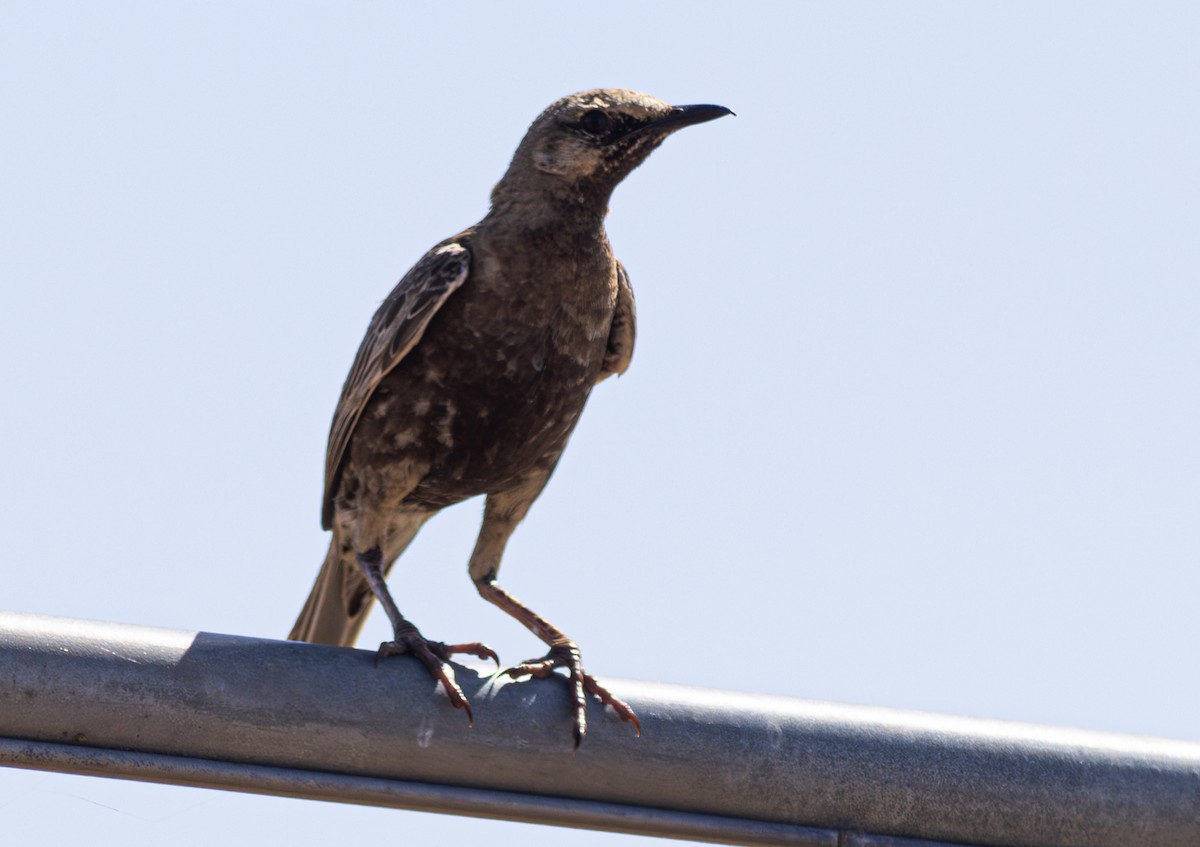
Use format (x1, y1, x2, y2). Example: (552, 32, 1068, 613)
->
(643, 103, 735, 135)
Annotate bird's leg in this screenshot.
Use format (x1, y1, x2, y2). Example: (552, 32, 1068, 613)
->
(469, 483, 639, 747)
(358, 546, 498, 726)
(475, 574, 641, 748)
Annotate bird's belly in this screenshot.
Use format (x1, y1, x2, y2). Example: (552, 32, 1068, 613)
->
(424, 379, 591, 499)
(368, 334, 603, 507)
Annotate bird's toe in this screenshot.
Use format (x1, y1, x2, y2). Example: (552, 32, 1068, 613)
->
(376, 634, 476, 726)
(505, 641, 639, 747)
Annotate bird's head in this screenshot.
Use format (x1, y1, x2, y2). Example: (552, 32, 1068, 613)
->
(492, 89, 732, 213)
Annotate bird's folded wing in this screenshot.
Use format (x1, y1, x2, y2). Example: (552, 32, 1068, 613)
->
(599, 260, 636, 381)
(322, 240, 471, 528)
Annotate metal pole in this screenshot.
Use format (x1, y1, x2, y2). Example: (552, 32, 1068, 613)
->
(0, 611, 1196, 847)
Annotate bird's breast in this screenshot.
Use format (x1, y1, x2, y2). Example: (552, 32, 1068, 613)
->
(384, 233, 618, 502)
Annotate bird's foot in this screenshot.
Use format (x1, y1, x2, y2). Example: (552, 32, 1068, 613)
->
(376, 632, 499, 727)
(505, 641, 640, 748)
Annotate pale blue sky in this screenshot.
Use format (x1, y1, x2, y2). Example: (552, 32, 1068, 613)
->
(1, 3, 1198, 845)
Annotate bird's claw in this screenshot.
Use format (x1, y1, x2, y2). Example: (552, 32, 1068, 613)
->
(505, 641, 640, 748)
(444, 641, 501, 667)
(376, 634, 499, 727)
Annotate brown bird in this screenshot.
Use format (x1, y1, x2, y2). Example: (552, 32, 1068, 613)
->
(289, 89, 731, 746)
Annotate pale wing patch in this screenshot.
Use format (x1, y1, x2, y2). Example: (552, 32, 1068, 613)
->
(322, 242, 470, 529)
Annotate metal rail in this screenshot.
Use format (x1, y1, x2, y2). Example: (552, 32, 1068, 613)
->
(0, 610, 1196, 846)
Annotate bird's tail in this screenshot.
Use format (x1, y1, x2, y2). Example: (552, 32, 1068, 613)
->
(288, 541, 375, 647)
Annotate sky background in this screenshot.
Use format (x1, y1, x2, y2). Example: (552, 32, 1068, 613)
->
(1, 2, 1198, 844)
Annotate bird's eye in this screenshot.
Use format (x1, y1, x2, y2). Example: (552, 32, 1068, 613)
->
(579, 109, 611, 136)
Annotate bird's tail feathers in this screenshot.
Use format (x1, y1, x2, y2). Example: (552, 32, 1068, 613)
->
(288, 542, 374, 647)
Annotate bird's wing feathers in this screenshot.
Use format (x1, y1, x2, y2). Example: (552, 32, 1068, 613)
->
(322, 241, 471, 528)
(598, 260, 637, 381)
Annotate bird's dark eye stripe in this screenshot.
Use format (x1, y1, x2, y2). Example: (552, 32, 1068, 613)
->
(579, 109, 610, 135)
(570, 111, 647, 143)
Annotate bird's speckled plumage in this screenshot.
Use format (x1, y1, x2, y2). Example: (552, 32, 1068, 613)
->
(289, 88, 731, 746)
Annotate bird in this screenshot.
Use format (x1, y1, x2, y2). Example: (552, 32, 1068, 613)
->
(289, 88, 732, 747)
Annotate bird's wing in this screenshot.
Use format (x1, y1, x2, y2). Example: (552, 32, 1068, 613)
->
(322, 240, 471, 529)
(598, 260, 637, 381)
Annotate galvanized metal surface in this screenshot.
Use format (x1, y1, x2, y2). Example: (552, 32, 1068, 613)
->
(1, 610, 1197, 847)
(0, 736, 832, 846)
